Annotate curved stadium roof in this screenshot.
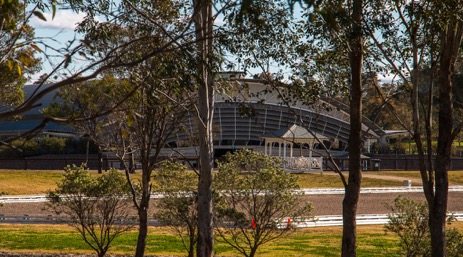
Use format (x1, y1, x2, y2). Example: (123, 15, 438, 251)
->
(166, 77, 384, 150)
(0, 77, 385, 150)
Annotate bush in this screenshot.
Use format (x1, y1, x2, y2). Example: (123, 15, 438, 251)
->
(385, 196, 463, 257)
(214, 149, 313, 257)
(47, 164, 133, 257)
(153, 160, 198, 257)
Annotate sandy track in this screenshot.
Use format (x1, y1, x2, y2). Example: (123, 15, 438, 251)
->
(2, 191, 463, 217)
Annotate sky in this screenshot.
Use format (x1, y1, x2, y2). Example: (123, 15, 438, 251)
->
(29, 8, 395, 84)
(30, 9, 86, 83)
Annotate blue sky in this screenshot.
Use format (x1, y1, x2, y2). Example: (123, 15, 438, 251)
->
(29, 7, 395, 84)
(30, 9, 86, 83)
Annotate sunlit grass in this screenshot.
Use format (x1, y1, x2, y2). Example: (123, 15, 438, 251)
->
(294, 172, 404, 188)
(378, 171, 463, 185)
(1, 223, 462, 256)
(0, 169, 142, 195)
(1, 169, 462, 195)
(8, 223, 463, 256)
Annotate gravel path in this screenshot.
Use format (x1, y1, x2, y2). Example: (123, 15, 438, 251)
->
(2, 191, 463, 217)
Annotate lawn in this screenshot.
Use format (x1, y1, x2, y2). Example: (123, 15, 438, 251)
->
(4, 169, 462, 195)
(0, 169, 409, 195)
(294, 172, 404, 188)
(0, 169, 143, 195)
(379, 170, 463, 185)
(0, 223, 405, 256)
(1, 223, 462, 256)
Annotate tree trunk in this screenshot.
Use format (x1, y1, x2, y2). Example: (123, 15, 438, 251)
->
(342, 0, 363, 256)
(135, 168, 151, 257)
(189, 226, 195, 257)
(429, 20, 463, 257)
(193, 1, 215, 257)
(135, 207, 148, 257)
(97, 147, 103, 174)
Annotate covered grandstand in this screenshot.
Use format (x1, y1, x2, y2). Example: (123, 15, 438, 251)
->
(0, 73, 385, 171)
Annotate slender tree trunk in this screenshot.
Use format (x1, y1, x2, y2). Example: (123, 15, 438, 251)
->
(193, 1, 215, 257)
(97, 147, 103, 174)
(342, 0, 363, 256)
(189, 226, 195, 257)
(135, 207, 148, 257)
(429, 20, 463, 257)
(135, 167, 151, 257)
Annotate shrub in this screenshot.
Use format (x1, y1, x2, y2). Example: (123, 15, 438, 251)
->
(385, 196, 463, 257)
(214, 149, 313, 257)
(47, 164, 133, 257)
(153, 160, 198, 257)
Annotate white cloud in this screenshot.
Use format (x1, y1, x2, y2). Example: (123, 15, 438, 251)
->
(31, 10, 86, 30)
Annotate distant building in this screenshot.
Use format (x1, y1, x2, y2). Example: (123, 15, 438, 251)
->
(0, 83, 75, 140)
(0, 73, 385, 171)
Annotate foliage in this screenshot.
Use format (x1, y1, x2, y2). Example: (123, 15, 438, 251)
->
(1, 222, 433, 256)
(46, 48, 194, 255)
(153, 160, 198, 257)
(214, 149, 313, 257)
(46, 164, 133, 257)
(0, 137, 66, 157)
(0, 0, 42, 108)
(385, 197, 431, 257)
(0, 136, 99, 157)
(385, 196, 463, 257)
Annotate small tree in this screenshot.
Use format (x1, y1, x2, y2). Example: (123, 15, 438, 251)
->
(153, 160, 198, 257)
(385, 196, 431, 257)
(214, 149, 313, 257)
(385, 196, 463, 257)
(47, 165, 133, 257)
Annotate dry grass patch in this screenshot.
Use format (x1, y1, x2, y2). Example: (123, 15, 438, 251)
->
(379, 170, 463, 185)
(295, 172, 403, 188)
(0, 169, 143, 195)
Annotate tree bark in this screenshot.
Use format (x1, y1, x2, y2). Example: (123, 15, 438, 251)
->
(135, 168, 151, 257)
(341, 0, 363, 256)
(429, 20, 463, 257)
(193, 0, 215, 257)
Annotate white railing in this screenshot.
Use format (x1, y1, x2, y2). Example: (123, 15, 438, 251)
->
(278, 212, 463, 228)
(284, 157, 324, 172)
(3, 186, 463, 203)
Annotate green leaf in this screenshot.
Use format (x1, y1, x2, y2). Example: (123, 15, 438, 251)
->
(32, 11, 47, 21)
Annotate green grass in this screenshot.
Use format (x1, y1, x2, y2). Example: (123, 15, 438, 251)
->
(0, 223, 424, 256)
(1, 169, 461, 195)
(294, 173, 403, 188)
(379, 171, 463, 185)
(0, 170, 63, 195)
(2, 223, 462, 256)
(0, 169, 142, 195)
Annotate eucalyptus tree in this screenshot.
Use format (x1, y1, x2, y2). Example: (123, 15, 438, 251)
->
(0, 1, 43, 111)
(191, 0, 218, 255)
(48, 55, 193, 257)
(219, 1, 366, 255)
(367, 1, 463, 255)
